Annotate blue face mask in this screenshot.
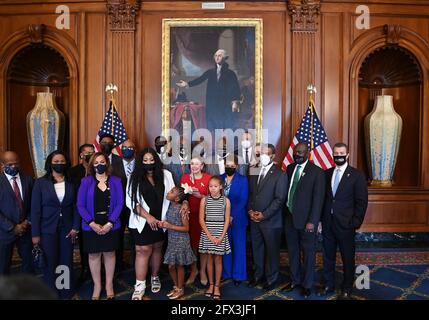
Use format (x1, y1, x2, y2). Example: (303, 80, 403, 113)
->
(122, 147, 135, 159)
(95, 164, 107, 174)
(4, 165, 18, 176)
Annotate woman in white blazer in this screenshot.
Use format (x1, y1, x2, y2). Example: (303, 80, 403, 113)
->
(126, 147, 176, 300)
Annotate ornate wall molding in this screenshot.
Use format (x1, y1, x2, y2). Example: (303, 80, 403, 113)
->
(383, 24, 402, 45)
(288, 0, 320, 33)
(107, 0, 142, 32)
(27, 24, 46, 43)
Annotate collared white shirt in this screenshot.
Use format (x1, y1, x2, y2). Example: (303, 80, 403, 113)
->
(4, 172, 23, 198)
(287, 160, 308, 200)
(217, 153, 229, 175)
(54, 181, 65, 203)
(179, 155, 188, 165)
(216, 64, 222, 80)
(258, 161, 274, 183)
(242, 147, 253, 164)
(331, 163, 348, 192)
(123, 158, 136, 180)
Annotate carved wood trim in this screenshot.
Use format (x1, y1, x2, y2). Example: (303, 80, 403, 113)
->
(107, 0, 142, 32)
(27, 24, 46, 44)
(287, 0, 320, 33)
(383, 24, 402, 45)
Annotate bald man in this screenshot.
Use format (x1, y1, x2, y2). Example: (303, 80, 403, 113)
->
(176, 48, 241, 131)
(0, 151, 34, 275)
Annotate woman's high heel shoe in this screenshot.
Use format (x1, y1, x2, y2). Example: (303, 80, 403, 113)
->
(205, 283, 214, 298)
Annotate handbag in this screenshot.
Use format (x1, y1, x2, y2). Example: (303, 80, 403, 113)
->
(32, 245, 46, 269)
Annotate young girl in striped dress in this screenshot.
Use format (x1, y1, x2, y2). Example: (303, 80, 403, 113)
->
(198, 176, 231, 300)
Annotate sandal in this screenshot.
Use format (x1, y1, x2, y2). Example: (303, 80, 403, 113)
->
(205, 283, 214, 298)
(132, 283, 145, 300)
(167, 286, 178, 297)
(169, 288, 184, 300)
(212, 285, 221, 300)
(151, 276, 161, 293)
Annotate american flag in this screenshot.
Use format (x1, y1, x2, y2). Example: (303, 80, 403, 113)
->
(282, 99, 335, 171)
(94, 99, 129, 156)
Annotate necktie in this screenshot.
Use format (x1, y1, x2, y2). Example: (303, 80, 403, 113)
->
(332, 168, 341, 196)
(12, 177, 24, 220)
(217, 66, 221, 81)
(287, 165, 302, 213)
(257, 167, 266, 185)
(126, 162, 133, 179)
(245, 149, 249, 164)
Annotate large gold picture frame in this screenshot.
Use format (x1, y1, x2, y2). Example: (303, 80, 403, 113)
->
(161, 18, 263, 142)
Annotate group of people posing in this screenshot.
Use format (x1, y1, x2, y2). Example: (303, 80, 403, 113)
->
(0, 131, 368, 300)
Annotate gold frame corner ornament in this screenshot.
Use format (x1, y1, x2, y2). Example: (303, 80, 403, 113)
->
(161, 18, 263, 142)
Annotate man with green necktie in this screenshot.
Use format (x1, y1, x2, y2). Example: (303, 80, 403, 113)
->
(282, 142, 325, 298)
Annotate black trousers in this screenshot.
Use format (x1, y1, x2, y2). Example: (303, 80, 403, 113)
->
(250, 222, 282, 285)
(284, 214, 317, 290)
(0, 231, 34, 275)
(116, 208, 134, 270)
(322, 213, 356, 291)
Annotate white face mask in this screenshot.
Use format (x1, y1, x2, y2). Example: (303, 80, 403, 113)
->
(241, 140, 251, 149)
(260, 154, 271, 167)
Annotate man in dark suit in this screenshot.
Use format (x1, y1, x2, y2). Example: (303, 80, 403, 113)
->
(69, 143, 94, 281)
(283, 142, 325, 298)
(99, 133, 122, 169)
(247, 144, 288, 290)
(0, 151, 34, 275)
(318, 142, 368, 299)
(176, 49, 241, 131)
(112, 139, 136, 271)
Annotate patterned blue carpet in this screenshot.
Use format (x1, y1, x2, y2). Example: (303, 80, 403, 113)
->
(71, 250, 429, 300)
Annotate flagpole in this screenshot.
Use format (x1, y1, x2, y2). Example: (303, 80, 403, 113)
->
(105, 83, 118, 138)
(307, 84, 317, 160)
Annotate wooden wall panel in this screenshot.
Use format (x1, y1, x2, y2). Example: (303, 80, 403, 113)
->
(84, 13, 107, 150)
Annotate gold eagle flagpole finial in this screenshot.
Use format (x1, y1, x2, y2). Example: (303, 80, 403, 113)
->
(105, 83, 118, 135)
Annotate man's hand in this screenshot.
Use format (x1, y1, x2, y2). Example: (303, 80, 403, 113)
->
(232, 101, 240, 112)
(253, 211, 265, 222)
(176, 80, 188, 88)
(66, 229, 79, 244)
(13, 223, 27, 236)
(305, 223, 315, 233)
(32, 236, 41, 246)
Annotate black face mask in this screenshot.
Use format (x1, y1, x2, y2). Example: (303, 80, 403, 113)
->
(84, 154, 93, 163)
(225, 167, 236, 176)
(52, 164, 67, 174)
(143, 163, 156, 172)
(95, 164, 107, 174)
(293, 154, 306, 165)
(333, 155, 347, 166)
(101, 143, 114, 155)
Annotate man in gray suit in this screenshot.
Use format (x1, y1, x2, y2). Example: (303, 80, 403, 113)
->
(247, 144, 288, 290)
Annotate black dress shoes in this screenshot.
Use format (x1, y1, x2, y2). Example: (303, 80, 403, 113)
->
(248, 279, 263, 288)
(338, 290, 352, 300)
(300, 287, 311, 298)
(263, 281, 278, 291)
(317, 286, 335, 296)
(281, 282, 299, 292)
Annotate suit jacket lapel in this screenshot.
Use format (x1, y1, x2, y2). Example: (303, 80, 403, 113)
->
(335, 166, 352, 196)
(295, 162, 310, 191)
(257, 166, 274, 192)
(326, 169, 334, 197)
(1, 173, 19, 201)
